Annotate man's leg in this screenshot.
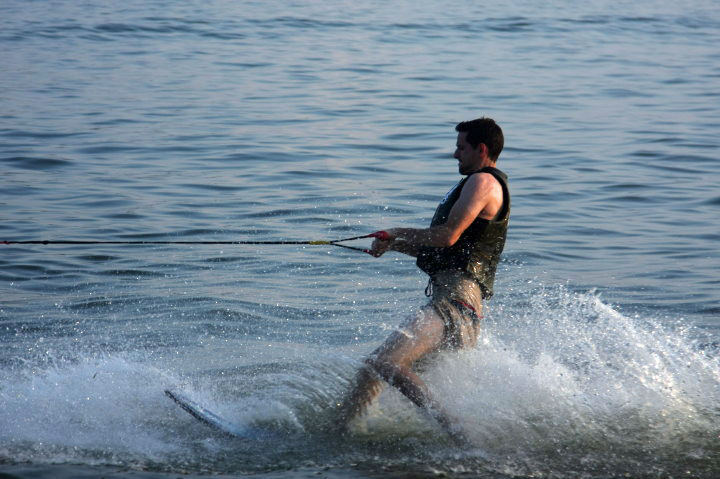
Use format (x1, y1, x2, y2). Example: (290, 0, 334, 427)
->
(336, 308, 456, 434)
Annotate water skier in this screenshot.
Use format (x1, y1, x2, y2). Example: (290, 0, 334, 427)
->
(336, 118, 510, 440)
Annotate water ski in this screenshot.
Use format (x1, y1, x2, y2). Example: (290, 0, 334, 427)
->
(165, 389, 272, 439)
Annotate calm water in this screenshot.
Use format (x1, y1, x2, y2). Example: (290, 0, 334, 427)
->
(2, 0, 719, 478)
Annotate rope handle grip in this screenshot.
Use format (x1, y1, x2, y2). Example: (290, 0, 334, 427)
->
(369, 230, 391, 241)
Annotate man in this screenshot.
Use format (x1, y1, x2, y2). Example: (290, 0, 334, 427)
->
(336, 118, 510, 440)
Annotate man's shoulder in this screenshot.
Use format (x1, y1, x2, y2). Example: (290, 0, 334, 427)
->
(466, 171, 501, 189)
(461, 171, 503, 207)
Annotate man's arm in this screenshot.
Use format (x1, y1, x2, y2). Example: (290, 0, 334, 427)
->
(371, 173, 502, 257)
(380, 239, 420, 257)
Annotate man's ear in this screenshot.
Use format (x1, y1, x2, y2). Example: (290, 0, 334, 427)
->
(476, 142, 489, 158)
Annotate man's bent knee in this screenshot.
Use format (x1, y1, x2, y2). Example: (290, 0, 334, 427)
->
(365, 356, 432, 409)
(364, 356, 397, 384)
(365, 356, 413, 392)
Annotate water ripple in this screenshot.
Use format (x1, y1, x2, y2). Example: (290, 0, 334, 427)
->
(2, 156, 73, 170)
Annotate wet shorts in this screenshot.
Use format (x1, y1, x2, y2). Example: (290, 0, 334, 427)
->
(423, 270, 483, 349)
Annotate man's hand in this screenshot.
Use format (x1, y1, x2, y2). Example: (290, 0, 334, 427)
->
(369, 230, 397, 257)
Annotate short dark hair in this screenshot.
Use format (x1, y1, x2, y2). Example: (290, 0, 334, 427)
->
(455, 118, 504, 161)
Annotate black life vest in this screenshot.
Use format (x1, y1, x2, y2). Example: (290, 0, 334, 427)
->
(416, 166, 510, 298)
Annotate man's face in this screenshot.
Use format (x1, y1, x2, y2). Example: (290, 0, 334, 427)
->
(454, 132, 484, 175)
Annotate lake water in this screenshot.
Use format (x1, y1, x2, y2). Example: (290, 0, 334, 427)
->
(1, 0, 719, 478)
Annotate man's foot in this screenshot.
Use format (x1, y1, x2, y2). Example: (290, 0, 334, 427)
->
(427, 405, 470, 445)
